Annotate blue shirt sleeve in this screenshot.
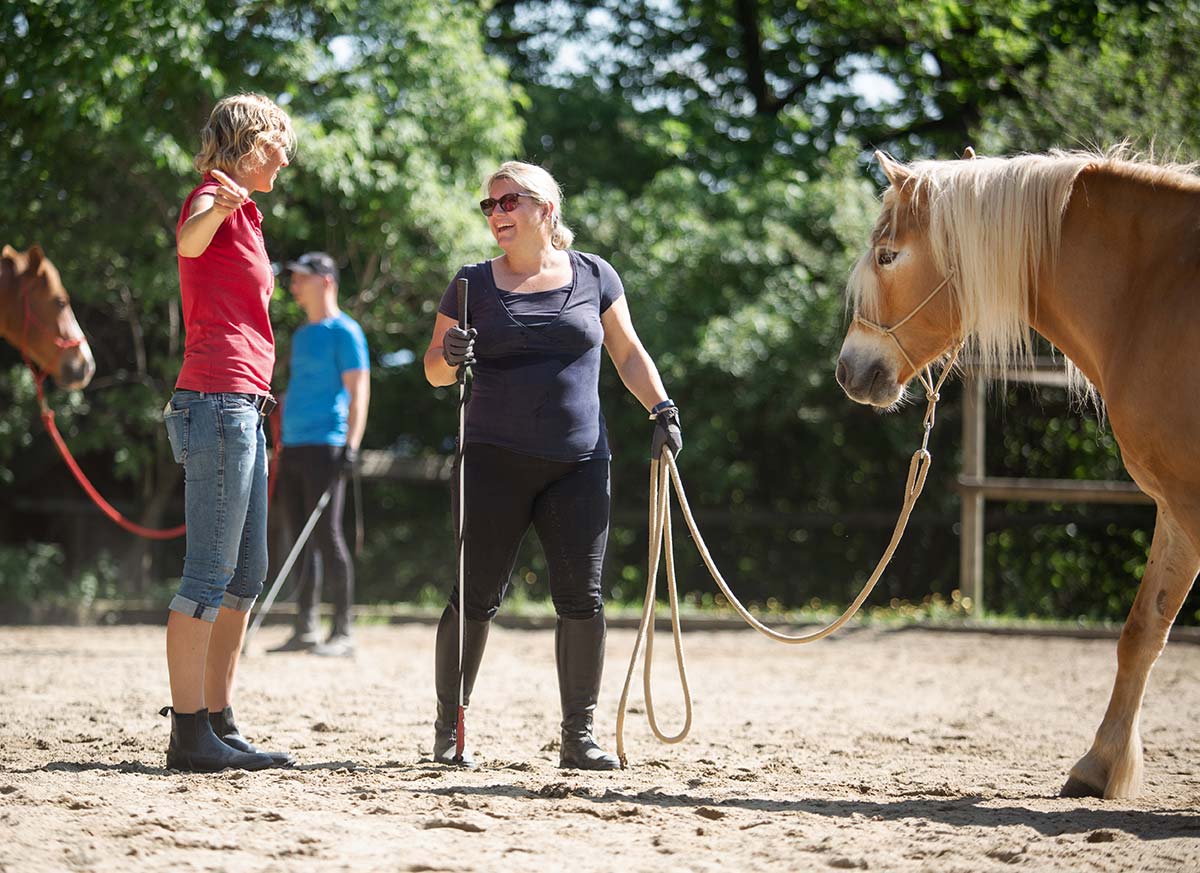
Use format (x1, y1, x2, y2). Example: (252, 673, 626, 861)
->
(334, 317, 370, 374)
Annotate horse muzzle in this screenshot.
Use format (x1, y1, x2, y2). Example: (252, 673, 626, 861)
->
(835, 350, 902, 407)
(56, 343, 95, 390)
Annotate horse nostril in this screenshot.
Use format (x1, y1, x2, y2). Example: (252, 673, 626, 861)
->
(835, 359, 848, 388)
(58, 354, 95, 389)
(866, 363, 882, 392)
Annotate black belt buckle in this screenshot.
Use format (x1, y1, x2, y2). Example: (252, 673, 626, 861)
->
(258, 394, 277, 417)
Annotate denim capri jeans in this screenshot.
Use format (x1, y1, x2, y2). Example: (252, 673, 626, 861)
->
(162, 390, 269, 622)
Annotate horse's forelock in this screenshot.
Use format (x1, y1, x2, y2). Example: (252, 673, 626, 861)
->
(847, 251, 879, 320)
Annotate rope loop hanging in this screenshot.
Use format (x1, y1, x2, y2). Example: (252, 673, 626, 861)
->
(615, 343, 963, 767)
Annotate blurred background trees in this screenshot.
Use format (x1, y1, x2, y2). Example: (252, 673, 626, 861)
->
(1, 0, 1194, 623)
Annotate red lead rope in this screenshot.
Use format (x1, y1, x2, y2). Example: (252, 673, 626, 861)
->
(34, 377, 282, 542)
(20, 284, 188, 537)
(36, 381, 186, 539)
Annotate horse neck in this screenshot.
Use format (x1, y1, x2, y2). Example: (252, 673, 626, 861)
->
(1029, 167, 1200, 394)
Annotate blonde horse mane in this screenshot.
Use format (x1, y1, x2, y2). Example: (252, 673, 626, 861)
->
(866, 146, 1200, 400)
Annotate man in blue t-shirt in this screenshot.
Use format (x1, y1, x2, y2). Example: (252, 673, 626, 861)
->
(269, 251, 370, 657)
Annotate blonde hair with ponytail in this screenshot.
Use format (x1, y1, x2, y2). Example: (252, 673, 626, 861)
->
(484, 161, 574, 250)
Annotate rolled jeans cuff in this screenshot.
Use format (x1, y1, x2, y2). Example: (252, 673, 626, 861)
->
(168, 593, 256, 621)
(221, 591, 257, 612)
(168, 595, 220, 623)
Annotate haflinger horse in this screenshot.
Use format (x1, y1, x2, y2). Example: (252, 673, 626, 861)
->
(836, 147, 1200, 800)
(0, 244, 94, 390)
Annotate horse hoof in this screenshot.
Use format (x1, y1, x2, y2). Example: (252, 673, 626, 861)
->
(1060, 775, 1104, 798)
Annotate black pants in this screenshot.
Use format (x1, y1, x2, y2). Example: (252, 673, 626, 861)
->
(450, 443, 609, 621)
(280, 444, 353, 636)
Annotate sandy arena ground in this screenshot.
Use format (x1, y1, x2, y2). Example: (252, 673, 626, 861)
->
(2, 622, 1199, 872)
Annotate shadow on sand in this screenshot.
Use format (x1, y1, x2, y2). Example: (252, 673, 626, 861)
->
(409, 781, 1200, 841)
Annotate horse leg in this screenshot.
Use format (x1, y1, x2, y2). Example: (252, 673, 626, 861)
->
(1063, 507, 1200, 799)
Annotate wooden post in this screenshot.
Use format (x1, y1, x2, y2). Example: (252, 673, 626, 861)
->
(959, 372, 986, 614)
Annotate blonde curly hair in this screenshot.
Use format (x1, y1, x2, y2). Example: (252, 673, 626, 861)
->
(484, 161, 575, 250)
(193, 93, 295, 176)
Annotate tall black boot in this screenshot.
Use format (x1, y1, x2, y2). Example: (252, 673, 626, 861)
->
(209, 706, 295, 768)
(433, 604, 490, 767)
(557, 612, 620, 770)
(159, 707, 276, 772)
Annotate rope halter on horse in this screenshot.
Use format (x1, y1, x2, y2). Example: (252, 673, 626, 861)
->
(850, 270, 963, 452)
(19, 284, 84, 391)
(852, 271, 958, 400)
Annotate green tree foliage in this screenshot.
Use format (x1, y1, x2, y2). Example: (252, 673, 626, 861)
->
(980, 1, 1200, 155)
(488, 0, 1113, 182)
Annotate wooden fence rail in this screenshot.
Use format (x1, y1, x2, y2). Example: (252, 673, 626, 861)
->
(956, 364, 1153, 615)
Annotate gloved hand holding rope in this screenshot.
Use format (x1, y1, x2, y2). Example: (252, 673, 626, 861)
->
(650, 399, 682, 459)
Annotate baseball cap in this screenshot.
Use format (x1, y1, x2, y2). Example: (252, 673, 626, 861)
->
(285, 251, 339, 282)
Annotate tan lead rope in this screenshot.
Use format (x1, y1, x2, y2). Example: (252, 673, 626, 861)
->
(614, 344, 962, 767)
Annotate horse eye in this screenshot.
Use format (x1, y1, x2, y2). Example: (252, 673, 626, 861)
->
(876, 249, 899, 266)
(54, 297, 68, 310)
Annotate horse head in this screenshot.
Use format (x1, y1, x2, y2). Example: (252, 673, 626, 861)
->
(0, 244, 95, 390)
(835, 151, 966, 408)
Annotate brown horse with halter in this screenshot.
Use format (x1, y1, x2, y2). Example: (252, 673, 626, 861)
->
(1, 244, 184, 539)
(0, 244, 94, 390)
(837, 148, 1200, 800)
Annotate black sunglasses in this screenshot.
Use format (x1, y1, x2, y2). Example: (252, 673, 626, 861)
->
(479, 192, 535, 216)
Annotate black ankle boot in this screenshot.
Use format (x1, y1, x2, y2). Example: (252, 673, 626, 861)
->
(433, 604, 490, 767)
(209, 706, 295, 768)
(159, 707, 276, 772)
(557, 613, 620, 770)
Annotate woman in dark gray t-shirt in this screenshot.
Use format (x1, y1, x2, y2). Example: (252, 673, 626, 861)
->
(423, 161, 681, 771)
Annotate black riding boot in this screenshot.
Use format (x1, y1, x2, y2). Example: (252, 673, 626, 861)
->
(159, 707, 276, 772)
(433, 604, 490, 767)
(209, 706, 295, 768)
(557, 612, 620, 770)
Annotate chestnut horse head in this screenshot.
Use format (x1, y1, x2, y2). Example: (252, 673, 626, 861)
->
(0, 244, 95, 390)
(836, 149, 1088, 407)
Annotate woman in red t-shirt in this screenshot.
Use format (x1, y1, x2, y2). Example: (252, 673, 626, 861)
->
(160, 94, 295, 772)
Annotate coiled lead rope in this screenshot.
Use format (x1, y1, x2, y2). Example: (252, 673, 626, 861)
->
(615, 345, 962, 766)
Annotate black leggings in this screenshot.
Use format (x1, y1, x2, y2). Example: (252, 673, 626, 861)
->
(280, 444, 353, 628)
(450, 443, 610, 621)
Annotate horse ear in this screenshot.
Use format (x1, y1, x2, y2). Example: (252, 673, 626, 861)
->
(874, 150, 911, 188)
(25, 244, 49, 276)
(0, 245, 18, 276)
(962, 146, 977, 159)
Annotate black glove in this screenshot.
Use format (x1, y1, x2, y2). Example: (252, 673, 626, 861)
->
(338, 444, 359, 475)
(650, 404, 682, 460)
(442, 326, 477, 368)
